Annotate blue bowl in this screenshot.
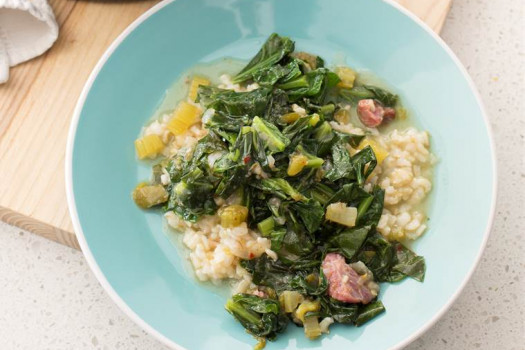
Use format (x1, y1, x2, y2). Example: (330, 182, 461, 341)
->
(66, 0, 496, 349)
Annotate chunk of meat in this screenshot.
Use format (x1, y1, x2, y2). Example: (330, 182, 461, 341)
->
(321, 253, 377, 304)
(357, 99, 395, 127)
(383, 107, 396, 121)
(251, 289, 267, 298)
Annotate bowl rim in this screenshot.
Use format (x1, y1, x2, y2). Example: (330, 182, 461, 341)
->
(65, 0, 498, 349)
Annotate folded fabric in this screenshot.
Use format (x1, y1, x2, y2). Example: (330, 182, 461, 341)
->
(0, 0, 58, 83)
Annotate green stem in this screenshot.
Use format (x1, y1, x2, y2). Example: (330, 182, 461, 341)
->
(257, 217, 275, 237)
(356, 195, 374, 222)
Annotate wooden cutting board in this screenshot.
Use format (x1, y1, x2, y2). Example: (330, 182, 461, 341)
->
(0, 0, 452, 250)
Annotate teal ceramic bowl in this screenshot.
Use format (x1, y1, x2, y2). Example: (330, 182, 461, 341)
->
(66, 0, 496, 349)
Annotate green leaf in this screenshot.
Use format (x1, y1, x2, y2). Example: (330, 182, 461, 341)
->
(320, 297, 359, 323)
(339, 86, 375, 104)
(225, 294, 288, 339)
(290, 270, 328, 296)
(233, 33, 295, 83)
(339, 85, 398, 107)
(357, 186, 384, 227)
(251, 178, 304, 201)
(252, 59, 302, 87)
(356, 232, 397, 282)
(252, 116, 291, 153)
(198, 86, 272, 117)
(354, 301, 385, 326)
(278, 68, 334, 102)
(290, 200, 324, 234)
(351, 145, 377, 185)
(276, 228, 316, 265)
(363, 85, 398, 107)
(328, 226, 371, 259)
(391, 243, 426, 282)
(241, 254, 295, 292)
(324, 139, 353, 182)
(327, 183, 370, 206)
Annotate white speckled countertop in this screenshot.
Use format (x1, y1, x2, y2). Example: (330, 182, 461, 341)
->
(1, 0, 523, 349)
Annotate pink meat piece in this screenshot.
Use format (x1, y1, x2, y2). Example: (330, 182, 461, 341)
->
(357, 99, 395, 127)
(321, 253, 375, 304)
(357, 99, 384, 127)
(251, 290, 267, 298)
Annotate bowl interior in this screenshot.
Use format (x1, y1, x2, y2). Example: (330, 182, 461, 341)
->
(70, 0, 495, 349)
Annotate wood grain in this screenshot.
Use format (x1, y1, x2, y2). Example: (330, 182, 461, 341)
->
(0, 0, 451, 250)
(397, 0, 453, 33)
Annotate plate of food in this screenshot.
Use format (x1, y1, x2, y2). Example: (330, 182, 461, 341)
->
(66, 0, 496, 349)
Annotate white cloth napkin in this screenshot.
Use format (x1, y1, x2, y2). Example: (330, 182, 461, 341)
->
(0, 0, 58, 83)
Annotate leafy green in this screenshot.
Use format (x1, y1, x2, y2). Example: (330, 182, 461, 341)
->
(363, 85, 398, 107)
(282, 115, 319, 145)
(328, 226, 371, 259)
(351, 145, 377, 185)
(354, 301, 386, 326)
(327, 183, 370, 206)
(339, 86, 375, 104)
(278, 68, 339, 103)
(263, 89, 291, 125)
(339, 85, 398, 107)
(324, 139, 353, 182)
(198, 86, 271, 117)
(233, 33, 294, 83)
(242, 254, 296, 292)
(356, 232, 426, 282)
(205, 110, 251, 133)
(190, 132, 227, 165)
(320, 297, 359, 323)
(391, 243, 426, 282)
(251, 178, 304, 201)
(167, 168, 218, 221)
(308, 183, 335, 205)
(290, 270, 328, 295)
(225, 294, 288, 339)
(252, 116, 290, 153)
(252, 59, 302, 86)
(276, 228, 316, 266)
(290, 200, 324, 234)
(357, 186, 385, 227)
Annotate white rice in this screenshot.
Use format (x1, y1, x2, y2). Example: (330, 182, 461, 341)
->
(165, 212, 272, 283)
(368, 128, 434, 240)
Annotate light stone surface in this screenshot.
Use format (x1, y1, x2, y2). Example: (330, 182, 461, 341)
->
(0, 0, 523, 348)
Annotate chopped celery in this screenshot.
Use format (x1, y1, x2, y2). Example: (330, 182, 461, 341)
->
(303, 316, 322, 340)
(279, 291, 304, 313)
(280, 112, 301, 124)
(219, 205, 249, 228)
(325, 202, 357, 227)
(257, 217, 275, 237)
(295, 299, 320, 323)
(167, 101, 201, 135)
(335, 66, 357, 89)
(135, 134, 164, 159)
(287, 145, 324, 176)
(132, 184, 168, 208)
(188, 76, 210, 101)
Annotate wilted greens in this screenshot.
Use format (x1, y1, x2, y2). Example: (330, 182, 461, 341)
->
(134, 33, 426, 347)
